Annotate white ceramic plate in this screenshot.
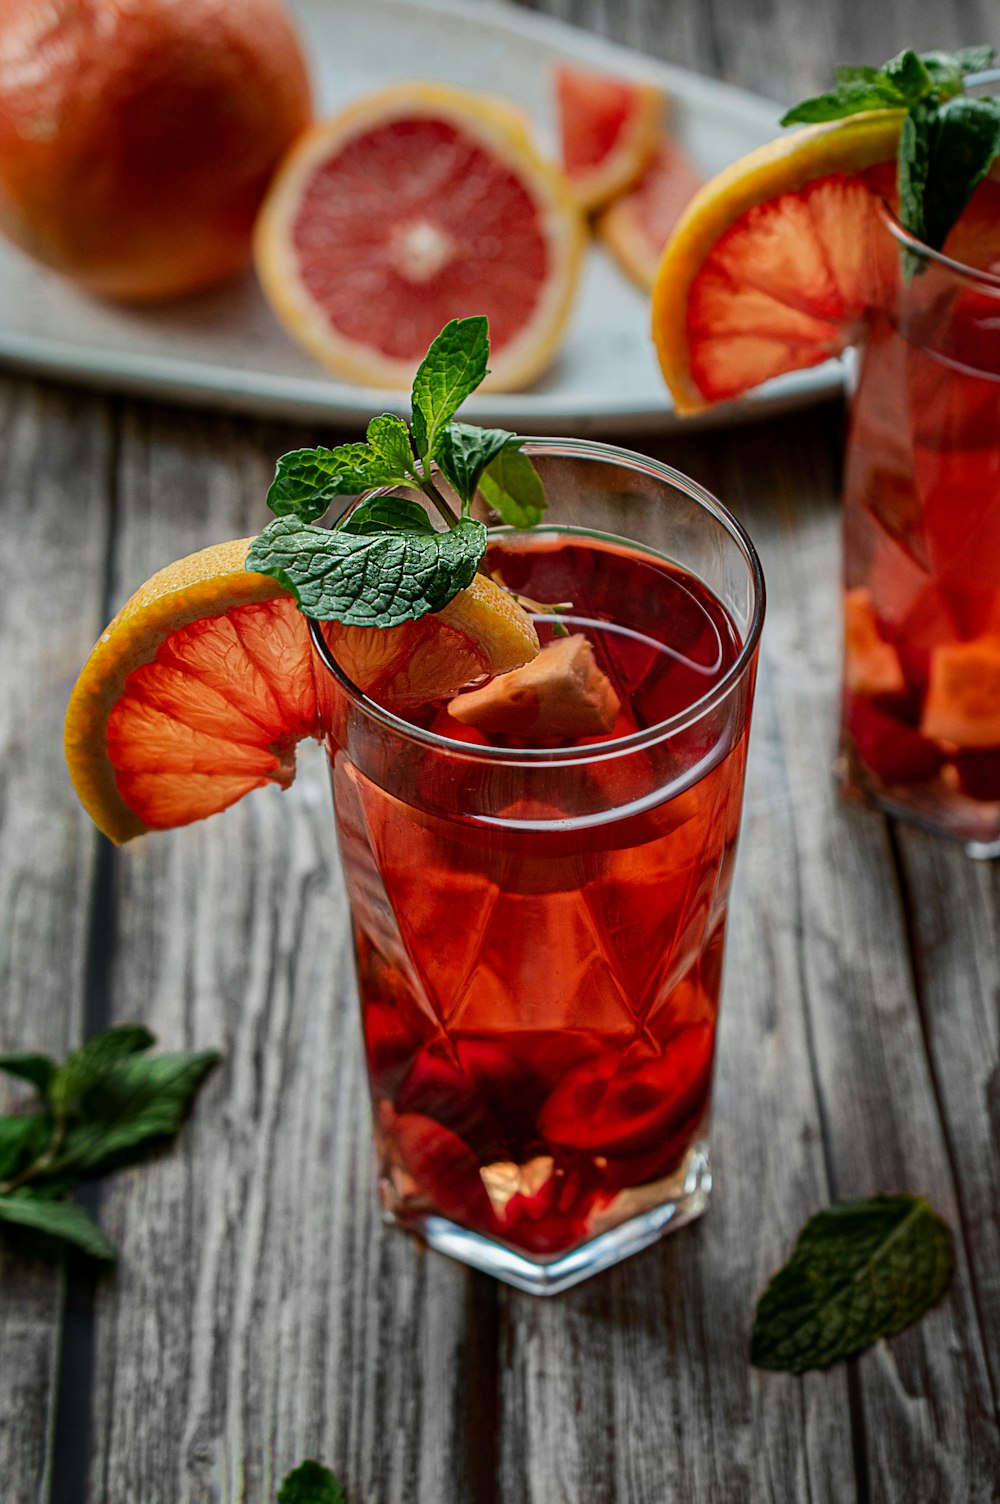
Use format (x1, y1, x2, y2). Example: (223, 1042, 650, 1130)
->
(0, 0, 844, 433)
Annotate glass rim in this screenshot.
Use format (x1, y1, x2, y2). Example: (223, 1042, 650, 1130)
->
(308, 436, 766, 766)
(877, 196, 1000, 293)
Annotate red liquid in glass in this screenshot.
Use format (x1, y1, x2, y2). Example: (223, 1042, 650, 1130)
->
(331, 533, 750, 1257)
(842, 286, 1000, 840)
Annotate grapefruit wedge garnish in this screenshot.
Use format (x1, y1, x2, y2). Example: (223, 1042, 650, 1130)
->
(253, 82, 585, 392)
(553, 64, 663, 212)
(596, 135, 705, 291)
(652, 111, 1000, 413)
(652, 113, 905, 412)
(64, 539, 538, 844)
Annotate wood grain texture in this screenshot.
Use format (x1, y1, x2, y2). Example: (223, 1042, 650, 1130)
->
(81, 406, 485, 1504)
(0, 380, 113, 1504)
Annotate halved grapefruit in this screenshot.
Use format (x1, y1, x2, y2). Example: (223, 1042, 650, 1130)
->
(596, 136, 705, 291)
(254, 82, 585, 392)
(64, 539, 539, 844)
(652, 111, 1000, 413)
(553, 64, 663, 212)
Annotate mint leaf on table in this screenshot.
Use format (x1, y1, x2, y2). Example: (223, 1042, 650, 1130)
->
(0, 1052, 58, 1096)
(435, 422, 514, 512)
(782, 46, 1000, 253)
(48, 1023, 155, 1115)
(410, 315, 490, 460)
(0, 1193, 115, 1261)
(248, 515, 487, 628)
(480, 443, 548, 528)
(51, 1049, 220, 1178)
(0, 1025, 219, 1261)
(277, 1460, 345, 1504)
(751, 1195, 955, 1374)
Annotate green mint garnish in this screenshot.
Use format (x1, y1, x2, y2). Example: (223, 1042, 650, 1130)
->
(751, 1194, 954, 1373)
(782, 47, 1000, 257)
(277, 1460, 344, 1504)
(249, 316, 547, 627)
(0, 1026, 219, 1261)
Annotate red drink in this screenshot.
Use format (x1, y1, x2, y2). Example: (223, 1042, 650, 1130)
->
(841, 201, 1000, 853)
(324, 517, 759, 1288)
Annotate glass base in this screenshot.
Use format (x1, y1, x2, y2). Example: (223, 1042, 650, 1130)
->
(386, 1142, 713, 1296)
(838, 751, 1000, 859)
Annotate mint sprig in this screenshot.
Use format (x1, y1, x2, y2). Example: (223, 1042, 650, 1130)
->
(751, 1194, 954, 1373)
(277, 1461, 344, 1504)
(0, 1026, 219, 1261)
(249, 317, 547, 627)
(782, 47, 1000, 255)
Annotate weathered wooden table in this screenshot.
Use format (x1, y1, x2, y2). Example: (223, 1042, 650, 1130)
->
(2, 2, 998, 1500)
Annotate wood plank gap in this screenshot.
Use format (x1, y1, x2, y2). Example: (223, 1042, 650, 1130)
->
(885, 822, 1000, 1423)
(780, 765, 873, 1504)
(48, 406, 124, 1504)
(460, 1275, 501, 1504)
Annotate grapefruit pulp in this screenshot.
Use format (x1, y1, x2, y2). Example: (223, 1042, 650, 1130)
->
(597, 136, 705, 291)
(553, 64, 663, 212)
(64, 540, 539, 844)
(254, 82, 585, 391)
(652, 111, 1000, 412)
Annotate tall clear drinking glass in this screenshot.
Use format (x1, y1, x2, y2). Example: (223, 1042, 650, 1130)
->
(311, 440, 764, 1293)
(840, 195, 1000, 856)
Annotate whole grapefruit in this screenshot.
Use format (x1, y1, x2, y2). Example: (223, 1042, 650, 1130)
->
(0, 0, 313, 301)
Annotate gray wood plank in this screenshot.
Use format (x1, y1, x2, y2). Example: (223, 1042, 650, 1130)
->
(83, 406, 485, 1504)
(713, 414, 1000, 1503)
(0, 380, 113, 1504)
(893, 832, 1000, 1408)
(495, 419, 857, 1504)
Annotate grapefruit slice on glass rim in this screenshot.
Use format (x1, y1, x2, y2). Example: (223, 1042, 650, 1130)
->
(64, 538, 539, 844)
(651, 110, 1000, 413)
(254, 82, 585, 392)
(553, 64, 663, 212)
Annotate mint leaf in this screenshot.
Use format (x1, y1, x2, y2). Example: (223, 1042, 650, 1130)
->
(411, 317, 490, 460)
(248, 515, 487, 628)
(922, 95, 1000, 250)
(0, 1193, 115, 1261)
(435, 423, 514, 512)
(781, 78, 906, 126)
(898, 98, 935, 247)
(48, 1049, 220, 1179)
(0, 1053, 57, 1096)
(834, 64, 882, 85)
(751, 1195, 954, 1373)
(338, 495, 434, 537)
(882, 49, 934, 104)
(277, 1460, 344, 1504)
(480, 444, 548, 528)
(49, 1024, 155, 1115)
(950, 45, 996, 76)
(266, 446, 398, 523)
(0, 1115, 49, 1183)
(366, 414, 416, 478)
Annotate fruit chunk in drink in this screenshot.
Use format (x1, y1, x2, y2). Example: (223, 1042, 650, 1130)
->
(331, 532, 752, 1259)
(841, 248, 1000, 847)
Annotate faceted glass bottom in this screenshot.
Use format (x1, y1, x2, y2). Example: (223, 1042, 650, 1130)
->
(385, 1141, 713, 1295)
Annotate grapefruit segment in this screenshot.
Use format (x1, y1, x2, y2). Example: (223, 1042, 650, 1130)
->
(597, 136, 705, 291)
(65, 538, 539, 844)
(448, 632, 620, 739)
(254, 82, 585, 391)
(921, 636, 1000, 749)
(553, 64, 663, 211)
(843, 587, 906, 698)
